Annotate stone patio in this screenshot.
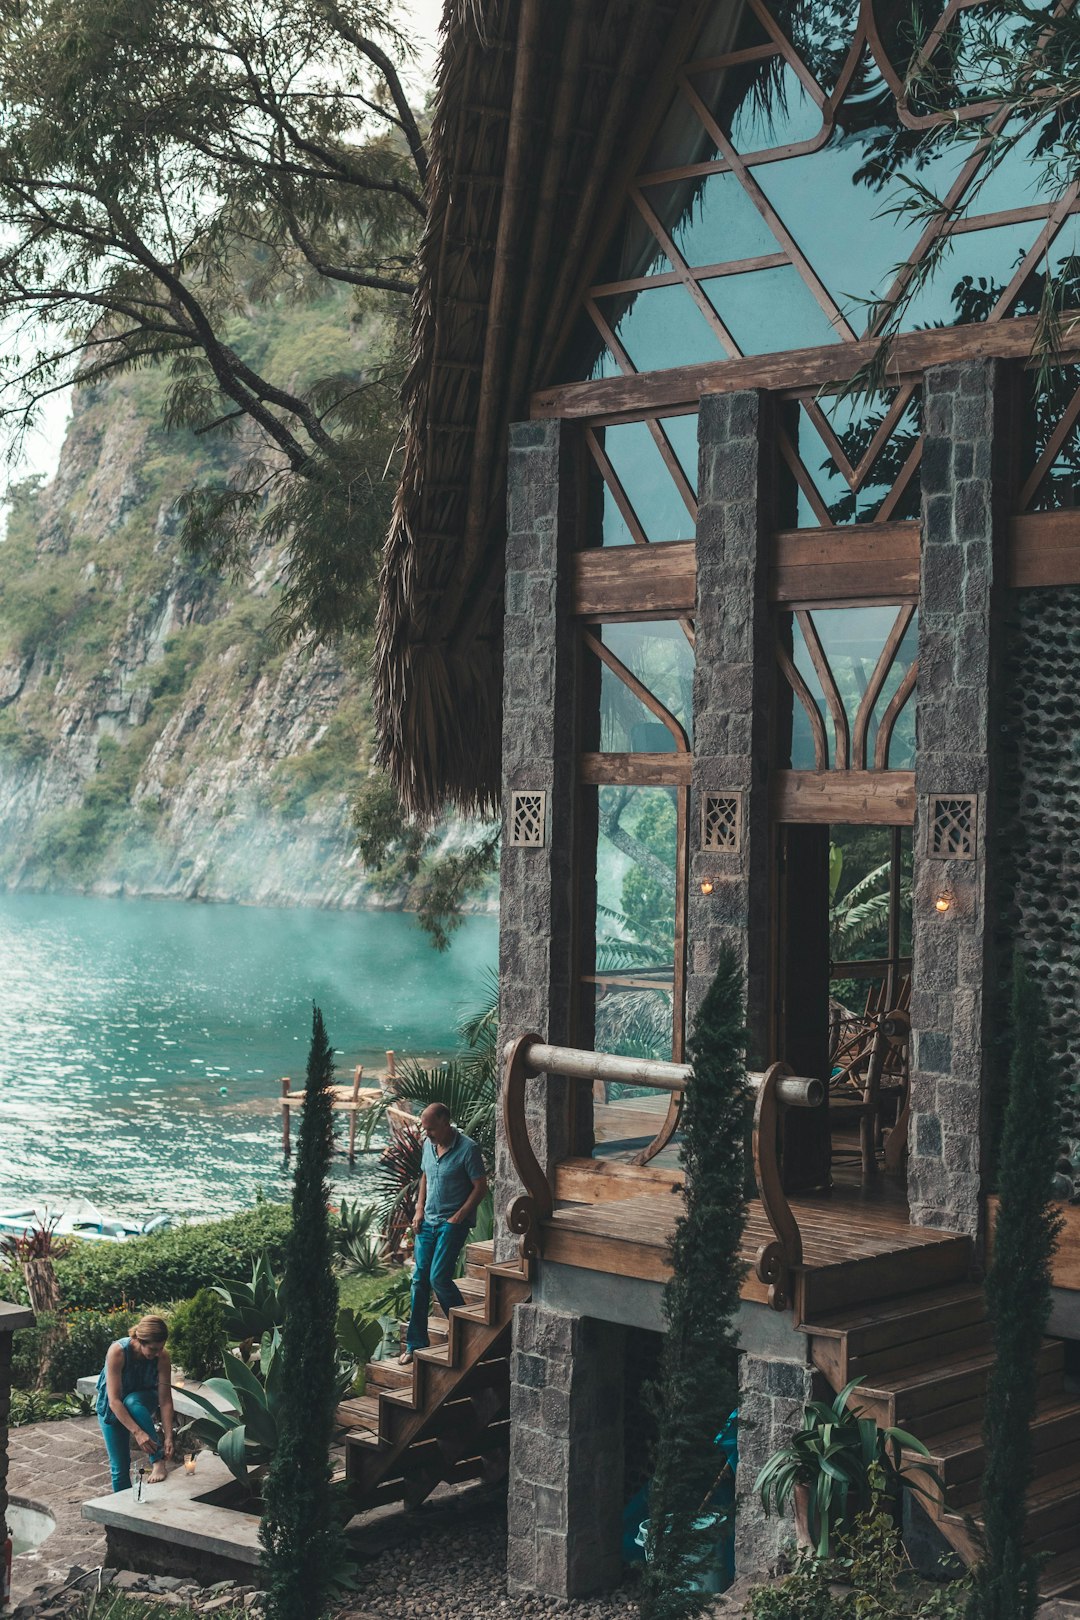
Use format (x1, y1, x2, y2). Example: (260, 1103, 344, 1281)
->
(6, 1416, 110, 1601)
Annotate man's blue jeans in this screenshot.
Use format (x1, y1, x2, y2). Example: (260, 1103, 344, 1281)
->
(406, 1218, 469, 1352)
(98, 1392, 163, 1492)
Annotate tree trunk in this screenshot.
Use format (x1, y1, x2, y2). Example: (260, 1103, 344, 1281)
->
(24, 1259, 63, 1390)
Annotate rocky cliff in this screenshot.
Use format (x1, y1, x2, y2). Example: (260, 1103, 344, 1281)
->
(0, 326, 387, 910)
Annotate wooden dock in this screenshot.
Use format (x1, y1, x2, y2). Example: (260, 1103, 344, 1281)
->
(279, 1052, 414, 1162)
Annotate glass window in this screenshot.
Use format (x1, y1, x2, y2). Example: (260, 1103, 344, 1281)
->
(703, 265, 842, 354)
(593, 419, 697, 545)
(593, 285, 729, 372)
(591, 784, 678, 1066)
(592, 622, 695, 752)
(690, 59, 825, 152)
(784, 605, 918, 768)
(642, 171, 780, 266)
(869, 609, 918, 768)
(785, 390, 921, 526)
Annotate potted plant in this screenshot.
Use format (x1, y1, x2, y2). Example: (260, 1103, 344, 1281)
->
(755, 1378, 940, 1558)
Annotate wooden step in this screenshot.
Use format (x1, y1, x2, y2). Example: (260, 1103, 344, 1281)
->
(853, 1341, 1064, 1436)
(924, 1399, 1080, 1509)
(335, 1395, 381, 1434)
(366, 1359, 413, 1392)
(796, 1236, 973, 1317)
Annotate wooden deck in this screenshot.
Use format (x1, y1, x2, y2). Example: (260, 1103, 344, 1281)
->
(544, 1157, 971, 1315)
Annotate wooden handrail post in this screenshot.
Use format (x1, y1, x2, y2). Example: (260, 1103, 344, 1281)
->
(348, 1065, 363, 1164)
(750, 1062, 809, 1312)
(281, 1077, 291, 1157)
(502, 1033, 557, 1266)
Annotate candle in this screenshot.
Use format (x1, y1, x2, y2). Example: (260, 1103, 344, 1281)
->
(184, 1455, 197, 1474)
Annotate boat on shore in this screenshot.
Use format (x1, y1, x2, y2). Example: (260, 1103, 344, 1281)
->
(0, 1205, 172, 1243)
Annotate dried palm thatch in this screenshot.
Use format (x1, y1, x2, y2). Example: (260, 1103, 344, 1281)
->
(375, 0, 706, 818)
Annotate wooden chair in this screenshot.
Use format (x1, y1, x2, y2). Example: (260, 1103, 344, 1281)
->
(829, 1006, 911, 1182)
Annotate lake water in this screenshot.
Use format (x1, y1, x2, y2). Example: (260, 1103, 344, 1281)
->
(0, 893, 497, 1221)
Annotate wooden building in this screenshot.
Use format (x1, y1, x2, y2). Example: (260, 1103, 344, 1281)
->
(369, 0, 1080, 1597)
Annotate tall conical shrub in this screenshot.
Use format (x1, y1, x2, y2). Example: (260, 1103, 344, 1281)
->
(967, 956, 1062, 1620)
(641, 946, 749, 1620)
(260, 1005, 343, 1620)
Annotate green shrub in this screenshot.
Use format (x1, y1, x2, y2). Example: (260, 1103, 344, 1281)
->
(169, 1288, 225, 1381)
(54, 1205, 292, 1310)
(47, 1306, 136, 1392)
(11, 1317, 49, 1389)
(8, 1388, 92, 1427)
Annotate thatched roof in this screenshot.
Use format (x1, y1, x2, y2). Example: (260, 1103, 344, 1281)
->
(375, 0, 704, 817)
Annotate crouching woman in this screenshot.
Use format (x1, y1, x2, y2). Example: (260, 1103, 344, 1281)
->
(96, 1314, 175, 1491)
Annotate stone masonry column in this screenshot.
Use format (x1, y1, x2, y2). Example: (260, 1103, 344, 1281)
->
(0, 1304, 34, 1575)
(688, 390, 776, 1058)
(495, 420, 581, 1262)
(506, 1305, 625, 1596)
(908, 360, 1011, 1237)
(736, 1353, 815, 1571)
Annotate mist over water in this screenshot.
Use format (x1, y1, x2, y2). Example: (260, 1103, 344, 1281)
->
(0, 893, 497, 1221)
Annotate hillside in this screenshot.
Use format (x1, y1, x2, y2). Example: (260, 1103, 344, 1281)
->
(0, 291, 388, 909)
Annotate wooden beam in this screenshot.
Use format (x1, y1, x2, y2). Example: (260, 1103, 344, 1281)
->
(579, 752, 692, 785)
(772, 522, 921, 604)
(1010, 510, 1080, 587)
(572, 541, 696, 616)
(773, 770, 916, 824)
(531, 313, 1063, 422)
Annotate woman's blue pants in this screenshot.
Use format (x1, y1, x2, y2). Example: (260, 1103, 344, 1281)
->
(99, 1392, 163, 1492)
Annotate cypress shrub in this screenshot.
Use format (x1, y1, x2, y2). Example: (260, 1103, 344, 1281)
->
(260, 1006, 343, 1620)
(168, 1288, 226, 1382)
(641, 946, 750, 1620)
(967, 956, 1062, 1620)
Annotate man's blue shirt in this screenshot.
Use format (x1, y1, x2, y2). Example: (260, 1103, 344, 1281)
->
(421, 1130, 487, 1226)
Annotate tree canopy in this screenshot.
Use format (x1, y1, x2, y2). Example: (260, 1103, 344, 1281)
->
(0, 0, 426, 640)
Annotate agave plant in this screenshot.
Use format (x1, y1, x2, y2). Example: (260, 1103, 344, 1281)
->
(186, 1328, 361, 1487)
(754, 1378, 941, 1559)
(184, 1331, 284, 1491)
(212, 1251, 284, 1346)
(335, 1199, 387, 1277)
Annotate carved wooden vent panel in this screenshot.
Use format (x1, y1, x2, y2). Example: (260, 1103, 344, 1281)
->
(702, 793, 742, 852)
(509, 791, 547, 848)
(927, 795, 978, 860)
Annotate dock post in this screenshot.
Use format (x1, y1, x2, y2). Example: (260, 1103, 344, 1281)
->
(385, 1050, 396, 1083)
(348, 1066, 363, 1163)
(281, 1077, 291, 1157)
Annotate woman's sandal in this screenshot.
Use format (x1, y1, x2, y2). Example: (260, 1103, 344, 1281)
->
(398, 1350, 414, 1366)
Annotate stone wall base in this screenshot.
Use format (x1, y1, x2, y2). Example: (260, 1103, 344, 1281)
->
(735, 1351, 814, 1574)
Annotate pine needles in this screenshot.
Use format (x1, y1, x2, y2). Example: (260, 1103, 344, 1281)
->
(260, 1005, 344, 1620)
(640, 946, 750, 1620)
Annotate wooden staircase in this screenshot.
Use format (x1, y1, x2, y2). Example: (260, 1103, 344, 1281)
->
(339, 1240, 531, 1511)
(798, 1238, 1080, 1600)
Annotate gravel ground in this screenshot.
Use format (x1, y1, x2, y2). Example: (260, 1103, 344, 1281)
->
(342, 1496, 641, 1620)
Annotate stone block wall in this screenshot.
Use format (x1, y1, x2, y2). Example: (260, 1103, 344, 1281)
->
(909, 360, 1011, 1237)
(506, 1304, 626, 1597)
(996, 585, 1080, 1193)
(496, 420, 582, 1259)
(689, 390, 775, 1058)
(736, 1351, 815, 1571)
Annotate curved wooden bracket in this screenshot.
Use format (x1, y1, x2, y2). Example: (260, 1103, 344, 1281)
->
(502, 1032, 556, 1264)
(631, 1088, 683, 1167)
(752, 1060, 805, 1311)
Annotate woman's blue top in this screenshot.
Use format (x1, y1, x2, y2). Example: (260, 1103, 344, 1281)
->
(95, 1336, 159, 1423)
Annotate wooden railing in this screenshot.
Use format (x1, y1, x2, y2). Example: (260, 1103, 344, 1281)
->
(502, 1034, 824, 1311)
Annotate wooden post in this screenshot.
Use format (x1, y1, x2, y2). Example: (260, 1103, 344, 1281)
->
(281, 1077, 291, 1157)
(385, 1050, 396, 1082)
(348, 1065, 363, 1163)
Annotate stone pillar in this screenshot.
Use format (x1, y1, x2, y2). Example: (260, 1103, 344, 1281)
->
(495, 420, 581, 1260)
(689, 390, 776, 1060)
(506, 1304, 625, 1596)
(0, 1305, 34, 1560)
(908, 359, 1011, 1237)
(735, 1351, 815, 1573)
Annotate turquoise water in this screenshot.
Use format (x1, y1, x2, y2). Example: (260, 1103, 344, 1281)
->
(0, 893, 497, 1221)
